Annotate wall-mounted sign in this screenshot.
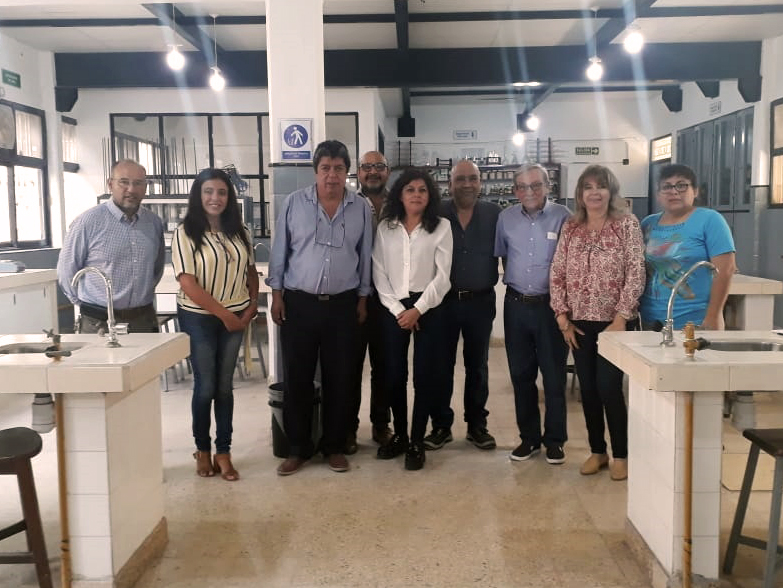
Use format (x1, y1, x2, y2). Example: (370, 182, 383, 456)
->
(709, 100, 722, 116)
(453, 129, 478, 141)
(575, 146, 599, 156)
(651, 135, 672, 162)
(1, 69, 20, 89)
(280, 118, 312, 162)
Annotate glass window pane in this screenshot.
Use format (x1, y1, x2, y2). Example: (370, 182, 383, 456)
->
(62, 121, 77, 163)
(773, 154, 783, 205)
(261, 115, 270, 174)
(15, 110, 43, 159)
(716, 119, 734, 207)
(113, 115, 162, 174)
(0, 166, 10, 242)
(774, 102, 783, 150)
(325, 114, 358, 171)
(162, 115, 209, 176)
(14, 166, 44, 241)
(212, 115, 260, 174)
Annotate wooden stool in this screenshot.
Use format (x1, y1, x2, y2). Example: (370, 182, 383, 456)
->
(723, 428, 783, 588)
(0, 427, 53, 588)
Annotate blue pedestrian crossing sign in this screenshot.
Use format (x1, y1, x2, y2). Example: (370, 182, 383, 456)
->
(280, 119, 313, 161)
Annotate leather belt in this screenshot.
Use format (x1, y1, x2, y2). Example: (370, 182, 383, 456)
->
(285, 289, 357, 302)
(506, 288, 549, 304)
(80, 302, 154, 321)
(447, 288, 494, 301)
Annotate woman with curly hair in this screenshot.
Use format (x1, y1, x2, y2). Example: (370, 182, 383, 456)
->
(372, 168, 453, 470)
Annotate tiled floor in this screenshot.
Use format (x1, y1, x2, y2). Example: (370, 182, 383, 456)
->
(1, 342, 782, 588)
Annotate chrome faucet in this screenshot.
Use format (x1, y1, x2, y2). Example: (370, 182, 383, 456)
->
(71, 266, 122, 347)
(660, 260, 718, 347)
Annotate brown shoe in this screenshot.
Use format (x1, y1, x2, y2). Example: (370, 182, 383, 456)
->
(580, 453, 609, 475)
(327, 453, 350, 473)
(610, 458, 628, 481)
(277, 456, 307, 476)
(213, 453, 239, 481)
(193, 451, 215, 477)
(372, 425, 393, 446)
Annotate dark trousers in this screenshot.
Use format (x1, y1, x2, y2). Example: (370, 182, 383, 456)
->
(432, 290, 495, 430)
(571, 320, 629, 459)
(503, 293, 568, 447)
(78, 305, 159, 334)
(280, 289, 358, 458)
(349, 293, 390, 433)
(381, 294, 446, 443)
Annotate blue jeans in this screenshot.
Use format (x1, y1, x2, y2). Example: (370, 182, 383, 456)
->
(503, 292, 568, 447)
(433, 290, 495, 430)
(178, 307, 244, 454)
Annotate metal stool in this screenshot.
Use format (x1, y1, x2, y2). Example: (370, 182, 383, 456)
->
(724, 428, 783, 588)
(0, 427, 53, 588)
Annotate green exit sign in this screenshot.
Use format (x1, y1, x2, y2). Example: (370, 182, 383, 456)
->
(2, 69, 20, 88)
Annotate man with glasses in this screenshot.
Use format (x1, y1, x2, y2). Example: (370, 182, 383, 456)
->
(424, 159, 501, 452)
(494, 163, 571, 465)
(58, 159, 164, 333)
(267, 140, 373, 476)
(347, 151, 393, 454)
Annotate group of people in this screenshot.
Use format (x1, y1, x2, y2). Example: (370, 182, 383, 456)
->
(57, 139, 736, 483)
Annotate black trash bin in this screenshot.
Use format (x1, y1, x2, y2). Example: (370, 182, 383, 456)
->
(268, 382, 322, 458)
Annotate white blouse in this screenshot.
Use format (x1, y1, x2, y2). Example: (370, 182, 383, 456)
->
(372, 217, 453, 317)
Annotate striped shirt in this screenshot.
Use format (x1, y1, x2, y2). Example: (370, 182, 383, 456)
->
(57, 199, 165, 308)
(171, 225, 252, 315)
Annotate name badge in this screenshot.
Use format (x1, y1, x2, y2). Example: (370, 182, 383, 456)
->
(546, 231, 558, 240)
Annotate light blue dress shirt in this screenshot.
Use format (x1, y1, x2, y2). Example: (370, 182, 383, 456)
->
(494, 200, 571, 295)
(266, 184, 373, 297)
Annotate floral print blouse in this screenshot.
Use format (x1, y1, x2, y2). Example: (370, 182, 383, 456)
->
(550, 214, 645, 322)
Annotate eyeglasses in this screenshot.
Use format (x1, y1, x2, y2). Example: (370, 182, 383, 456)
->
(112, 178, 147, 189)
(359, 163, 388, 172)
(659, 181, 692, 193)
(515, 182, 545, 192)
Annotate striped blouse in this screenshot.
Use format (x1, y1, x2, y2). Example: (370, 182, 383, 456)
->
(171, 225, 252, 315)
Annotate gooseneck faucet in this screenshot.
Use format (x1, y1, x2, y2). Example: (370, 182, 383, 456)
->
(661, 260, 718, 347)
(71, 266, 122, 347)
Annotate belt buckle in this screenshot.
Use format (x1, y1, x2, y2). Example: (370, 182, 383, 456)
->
(317, 294, 330, 302)
(457, 290, 470, 301)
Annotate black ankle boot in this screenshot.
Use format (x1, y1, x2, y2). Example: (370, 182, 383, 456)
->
(404, 441, 426, 470)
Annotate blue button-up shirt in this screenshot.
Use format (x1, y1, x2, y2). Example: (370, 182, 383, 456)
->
(494, 200, 571, 295)
(57, 199, 165, 308)
(266, 184, 373, 296)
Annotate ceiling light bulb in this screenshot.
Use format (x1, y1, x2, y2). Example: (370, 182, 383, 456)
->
(525, 114, 540, 131)
(512, 132, 525, 147)
(166, 46, 185, 70)
(586, 57, 604, 82)
(623, 29, 644, 54)
(209, 67, 225, 91)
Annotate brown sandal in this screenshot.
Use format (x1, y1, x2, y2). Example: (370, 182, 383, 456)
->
(193, 451, 215, 477)
(213, 453, 239, 481)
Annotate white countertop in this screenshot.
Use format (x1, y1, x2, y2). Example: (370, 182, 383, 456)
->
(598, 329, 783, 392)
(0, 332, 190, 394)
(728, 273, 783, 295)
(0, 268, 57, 291)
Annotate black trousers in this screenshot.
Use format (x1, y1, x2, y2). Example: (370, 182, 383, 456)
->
(349, 292, 390, 434)
(571, 320, 630, 458)
(280, 289, 359, 458)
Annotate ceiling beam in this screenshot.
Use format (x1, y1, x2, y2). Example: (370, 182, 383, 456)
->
(394, 0, 412, 120)
(594, 0, 657, 53)
(53, 42, 761, 90)
(4, 5, 783, 28)
(410, 85, 678, 98)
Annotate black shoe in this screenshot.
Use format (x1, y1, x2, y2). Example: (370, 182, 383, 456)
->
(405, 441, 426, 470)
(344, 433, 358, 456)
(423, 427, 453, 450)
(377, 433, 408, 459)
(545, 445, 566, 465)
(510, 441, 541, 462)
(466, 427, 497, 450)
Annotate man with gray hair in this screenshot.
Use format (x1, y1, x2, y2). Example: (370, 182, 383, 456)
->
(494, 163, 571, 465)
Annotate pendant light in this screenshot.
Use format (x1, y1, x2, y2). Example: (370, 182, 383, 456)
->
(585, 8, 604, 81)
(166, 4, 186, 71)
(623, 25, 645, 54)
(208, 14, 226, 91)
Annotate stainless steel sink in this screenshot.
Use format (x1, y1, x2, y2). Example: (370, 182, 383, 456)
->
(707, 340, 783, 352)
(0, 342, 85, 355)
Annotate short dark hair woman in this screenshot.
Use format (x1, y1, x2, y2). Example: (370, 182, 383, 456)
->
(372, 168, 453, 470)
(171, 168, 259, 481)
